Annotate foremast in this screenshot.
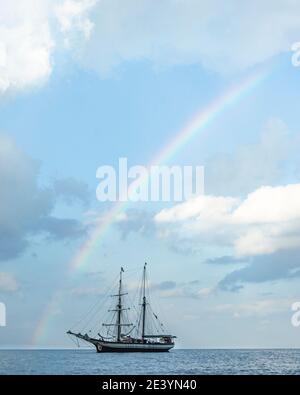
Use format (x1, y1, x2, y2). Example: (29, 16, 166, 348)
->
(117, 267, 123, 341)
(102, 267, 132, 341)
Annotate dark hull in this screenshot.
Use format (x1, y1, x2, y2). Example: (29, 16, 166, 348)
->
(95, 341, 174, 353)
(97, 346, 170, 353)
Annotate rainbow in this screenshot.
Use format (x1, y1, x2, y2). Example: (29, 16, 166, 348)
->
(69, 68, 267, 272)
(32, 68, 268, 345)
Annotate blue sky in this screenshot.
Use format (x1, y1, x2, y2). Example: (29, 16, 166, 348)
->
(1, 0, 300, 348)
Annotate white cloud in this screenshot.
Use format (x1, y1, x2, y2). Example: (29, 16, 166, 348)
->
(233, 184, 300, 256)
(0, 0, 97, 94)
(156, 195, 239, 224)
(233, 184, 300, 224)
(79, 0, 300, 75)
(0, 272, 19, 293)
(54, 0, 97, 46)
(0, 0, 53, 93)
(155, 183, 300, 257)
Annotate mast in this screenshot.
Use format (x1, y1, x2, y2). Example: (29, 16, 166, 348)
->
(116, 267, 123, 341)
(141, 262, 147, 339)
(102, 267, 132, 341)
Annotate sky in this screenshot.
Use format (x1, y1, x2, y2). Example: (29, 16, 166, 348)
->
(1, 0, 300, 348)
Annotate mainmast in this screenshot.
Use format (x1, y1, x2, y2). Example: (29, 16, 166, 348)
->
(141, 262, 147, 338)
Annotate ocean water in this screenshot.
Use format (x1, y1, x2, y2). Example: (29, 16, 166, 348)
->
(0, 349, 300, 375)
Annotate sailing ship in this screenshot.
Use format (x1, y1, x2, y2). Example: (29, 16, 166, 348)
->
(67, 263, 176, 352)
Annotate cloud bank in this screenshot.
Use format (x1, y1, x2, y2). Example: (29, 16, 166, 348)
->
(0, 134, 88, 261)
(155, 183, 300, 257)
(79, 0, 300, 74)
(218, 248, 300, 291)
(2, 1, 300, 93)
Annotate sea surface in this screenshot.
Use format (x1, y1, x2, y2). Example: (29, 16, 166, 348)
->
(0, 349, 300, 375)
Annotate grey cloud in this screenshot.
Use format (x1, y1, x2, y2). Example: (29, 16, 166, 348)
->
(35, 216, 87, 241)
(115, 209, 202, 256)
(115, 208, 204, 255)
(151, 279, 210, 299)
(0, 134, 89, 262)
(205, 255, 249, 265)
(151, 281, 177, 291)
(115, 209, 156, 239)
(218, 248, 300, 292)
(53, 177, 90, 206)
(189, 280, 201, 286)
(0, 228, 28, 261)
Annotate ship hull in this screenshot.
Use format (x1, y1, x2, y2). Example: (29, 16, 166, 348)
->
(95, 341, 174, 353)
